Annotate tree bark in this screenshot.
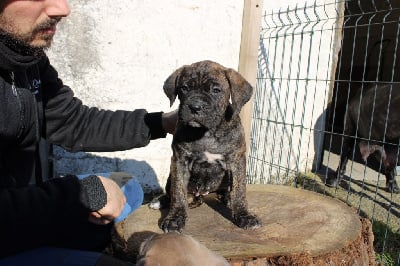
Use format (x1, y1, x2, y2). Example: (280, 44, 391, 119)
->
(110, 184, 375, 265)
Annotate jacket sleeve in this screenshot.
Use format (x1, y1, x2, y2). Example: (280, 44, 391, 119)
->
(39, 57, 166, 152)
(0, 175, 91, 255)
(0, 175, 87, 225)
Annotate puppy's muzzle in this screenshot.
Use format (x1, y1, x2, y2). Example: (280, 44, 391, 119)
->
(188, 101, 203, 114)
(181, 95, 212, 126)
(186, 94, 210, 112)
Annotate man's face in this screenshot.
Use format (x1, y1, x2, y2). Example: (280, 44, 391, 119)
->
(0, 0, 70, 49)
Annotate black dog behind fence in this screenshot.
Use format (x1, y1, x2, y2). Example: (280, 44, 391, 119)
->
(247, 0, 400, 263)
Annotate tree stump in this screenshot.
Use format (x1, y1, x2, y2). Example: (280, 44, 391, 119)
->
(110, 184, 375, 265)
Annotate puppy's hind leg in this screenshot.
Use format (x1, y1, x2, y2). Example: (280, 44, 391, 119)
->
(385, 171, 400, 194)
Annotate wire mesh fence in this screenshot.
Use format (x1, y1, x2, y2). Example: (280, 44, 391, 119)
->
(247, 0, 400, 263)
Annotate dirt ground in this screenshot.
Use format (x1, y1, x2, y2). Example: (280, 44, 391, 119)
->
(296, 151, 400, 263)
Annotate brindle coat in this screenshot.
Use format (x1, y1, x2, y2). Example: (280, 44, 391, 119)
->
(161, 60, 261, 232)
(326, 83, 400, 193)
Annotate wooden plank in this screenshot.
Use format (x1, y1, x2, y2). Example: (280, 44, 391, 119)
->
(238, 0, 263, 155)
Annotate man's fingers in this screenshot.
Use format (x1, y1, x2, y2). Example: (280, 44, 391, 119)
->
(90, 211, 102, 219)
(95, 210, 115, 221)
(88, 212, 113, 225)
(87, 176, 126, 225)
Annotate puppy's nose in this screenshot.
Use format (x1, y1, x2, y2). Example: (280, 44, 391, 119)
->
(189, 103, 202, 113)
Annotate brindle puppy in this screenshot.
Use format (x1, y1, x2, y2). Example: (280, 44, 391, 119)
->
(326, 83, 400, 193)
(160, 60, 261, 232)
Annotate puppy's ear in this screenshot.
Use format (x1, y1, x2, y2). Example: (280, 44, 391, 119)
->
(136, 233, 159, 266)
(163, 66, 186, 107)
(225, 68, 254, 115)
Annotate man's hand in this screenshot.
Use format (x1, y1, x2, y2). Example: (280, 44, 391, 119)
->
(162, 109, 178, 135)
(88, 176, 126, 225)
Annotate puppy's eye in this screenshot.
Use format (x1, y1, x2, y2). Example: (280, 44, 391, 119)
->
(212, 86, 221, 93)
(179, 85, 189, 93)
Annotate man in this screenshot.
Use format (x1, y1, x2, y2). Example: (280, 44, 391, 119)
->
(0, 0, 176, 264)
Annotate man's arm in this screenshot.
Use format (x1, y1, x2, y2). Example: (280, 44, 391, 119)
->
(0, 173, 128, 255)
(39, 56, 168, 152)
(0, 175, 88, 255)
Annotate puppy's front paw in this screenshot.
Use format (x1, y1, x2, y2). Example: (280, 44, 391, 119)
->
(234, 212, 261, 229)
(161, 208, 187, 233)
(188, 195, 203, 209)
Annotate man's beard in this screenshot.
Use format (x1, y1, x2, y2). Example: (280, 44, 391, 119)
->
(0, 29, 44, 57)
(0, 17, 61, 57)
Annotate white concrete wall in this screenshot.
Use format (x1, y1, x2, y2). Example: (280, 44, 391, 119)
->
(47, 0, 245, 192)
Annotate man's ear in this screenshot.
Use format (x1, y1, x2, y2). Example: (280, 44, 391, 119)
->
(163, 66, 186, 107)
(225, 68, 254, 116)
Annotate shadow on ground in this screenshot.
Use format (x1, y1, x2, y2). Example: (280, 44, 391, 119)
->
(294, 165, 400, 262)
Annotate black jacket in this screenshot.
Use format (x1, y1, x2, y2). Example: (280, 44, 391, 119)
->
(0, 38, 166, 256)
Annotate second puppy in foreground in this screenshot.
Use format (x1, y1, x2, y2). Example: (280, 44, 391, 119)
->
(160, 60, 261, 232)
(136, 232, 230, 266)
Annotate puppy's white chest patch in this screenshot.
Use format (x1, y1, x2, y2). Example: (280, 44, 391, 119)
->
(203, 151, 223, 163)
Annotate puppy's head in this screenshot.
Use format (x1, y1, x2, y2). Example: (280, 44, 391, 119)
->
(163, 60, 253, 129)
(136, 232, 230, 266)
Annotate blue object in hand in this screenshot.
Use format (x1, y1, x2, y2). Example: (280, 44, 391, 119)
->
(77, 172, 143, 222)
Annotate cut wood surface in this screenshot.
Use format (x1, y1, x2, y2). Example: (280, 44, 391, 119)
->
(111, 184, 375, 265)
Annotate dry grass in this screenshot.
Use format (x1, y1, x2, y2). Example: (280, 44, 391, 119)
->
(294, 171, 400, 265)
